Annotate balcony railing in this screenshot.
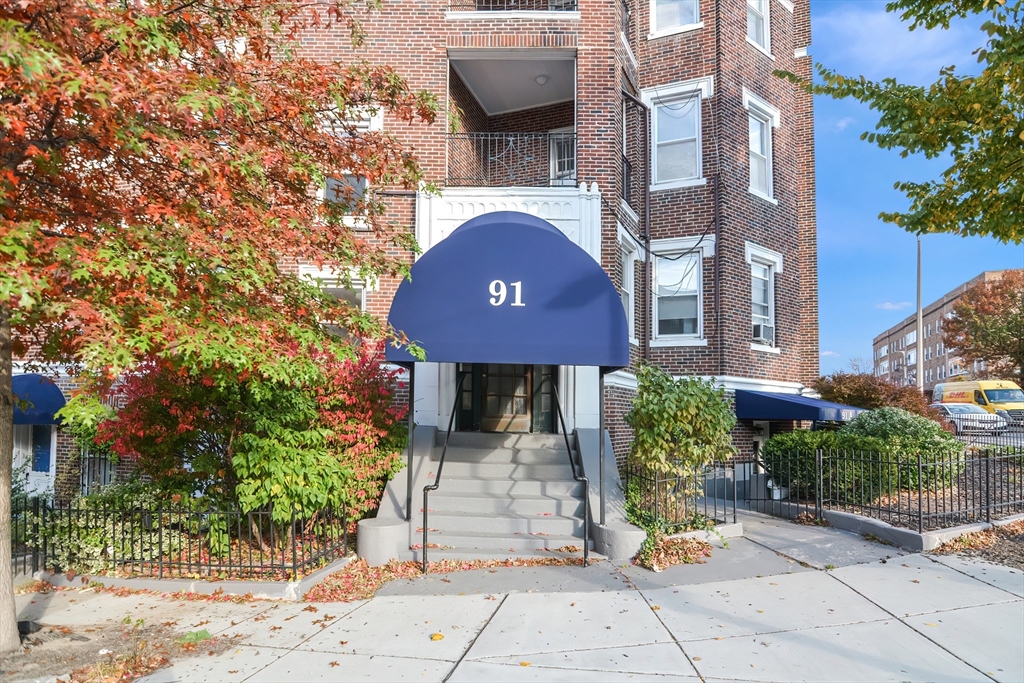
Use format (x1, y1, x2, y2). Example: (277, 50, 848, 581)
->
(449, 0, 578, 10)
(447, 132, 577, 188)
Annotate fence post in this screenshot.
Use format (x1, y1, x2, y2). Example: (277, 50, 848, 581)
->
(290, 507, 298, 580)
(814, 449, 823, 521)
(917, 451, 924, 534)
(157, 500, 164, 580)
(31, 497, 40, 574)
(984, 452, 991, 525)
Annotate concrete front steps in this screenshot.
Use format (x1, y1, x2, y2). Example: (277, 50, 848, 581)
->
(406, 432, 592, 563)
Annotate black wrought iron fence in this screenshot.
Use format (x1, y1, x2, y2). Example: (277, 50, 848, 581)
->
(10, 498, 348, 581)
(624, 462, 737, 531)
(744, 447, 1024, 532)
(447, 132, 576, 188)
(449, 0, 578, 10)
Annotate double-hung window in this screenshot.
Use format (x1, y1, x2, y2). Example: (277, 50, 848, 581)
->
(651, 0, 700, 36)
(300, 265, 366, 338)
(746, 0, 769, 52)
(743, 90, 779, 200)
(745, 241, 783, 349)
(319, 108, 383, 228)
(655, 255, 700, 338)
(643, 78, 712, 190)
(649, 235, 714, 346)
(617, 232, 638, 343)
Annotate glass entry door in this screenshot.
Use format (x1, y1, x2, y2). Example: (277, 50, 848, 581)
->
(481, 364, 532, 432)
(456, 364, 556, 433)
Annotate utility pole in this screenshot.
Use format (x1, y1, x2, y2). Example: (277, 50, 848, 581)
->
(916, 236, 924, 393)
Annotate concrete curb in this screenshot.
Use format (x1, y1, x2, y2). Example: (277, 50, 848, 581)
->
(669, 522, 744, 544)
(745, 501, 1024, 552)
(34, 555, 353, 601)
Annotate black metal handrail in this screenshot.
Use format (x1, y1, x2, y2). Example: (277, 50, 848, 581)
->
(422, 372, 469, 573)
(538, 376, 589, 566)
(449, 1, 578, 10)
(447, 132, 577, 188)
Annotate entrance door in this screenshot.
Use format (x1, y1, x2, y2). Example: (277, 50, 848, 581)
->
(456, 364, 556, 433)
(481, 364, 532, 432)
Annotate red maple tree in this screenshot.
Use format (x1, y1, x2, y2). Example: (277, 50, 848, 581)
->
(1, 0, 435, 652)
(943, 270, 1024, 381)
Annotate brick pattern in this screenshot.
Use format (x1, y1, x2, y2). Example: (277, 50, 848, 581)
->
(17, 0, 818, 486)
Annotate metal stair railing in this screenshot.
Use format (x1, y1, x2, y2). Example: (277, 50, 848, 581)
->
(538, 376, 589, 566)
(422, 371, 469, 573)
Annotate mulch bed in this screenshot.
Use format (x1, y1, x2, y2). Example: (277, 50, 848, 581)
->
(931, 519, 1024, 570)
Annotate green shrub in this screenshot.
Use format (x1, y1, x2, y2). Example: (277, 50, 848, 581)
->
(34, 482, 187, 575)
(761, 430, 890, 503)
(761, 409, 965, 503)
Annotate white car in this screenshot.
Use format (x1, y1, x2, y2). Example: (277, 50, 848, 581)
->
(931, 403, 1009, 435)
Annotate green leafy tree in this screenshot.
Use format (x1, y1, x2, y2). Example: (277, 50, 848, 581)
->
(943, 269, 1024, 380)
(625, 364, 736, 476)
(0, 0, 435, 653)
(782, 0, 1024, 243)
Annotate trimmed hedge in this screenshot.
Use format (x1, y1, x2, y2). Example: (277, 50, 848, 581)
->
(761, 408, 965, 503)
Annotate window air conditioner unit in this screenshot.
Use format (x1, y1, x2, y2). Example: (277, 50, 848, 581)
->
(753, 324, 775, 345)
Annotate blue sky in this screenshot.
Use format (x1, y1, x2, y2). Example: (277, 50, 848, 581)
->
(811, 0, 1024, 375)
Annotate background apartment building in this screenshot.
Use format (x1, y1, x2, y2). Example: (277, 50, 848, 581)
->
(872, 270, 1018, 395)
(290, 0, 818, 462)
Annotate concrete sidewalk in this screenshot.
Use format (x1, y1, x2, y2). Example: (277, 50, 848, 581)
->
(14, 511, 1024, 682)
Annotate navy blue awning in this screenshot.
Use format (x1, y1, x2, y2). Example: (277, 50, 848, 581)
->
(386, 211, 629, 373)
(13, 374, 66, 425)
(735, 390, 865, 422)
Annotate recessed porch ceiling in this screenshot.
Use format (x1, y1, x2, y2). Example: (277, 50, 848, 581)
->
(451, 57, 574, 116)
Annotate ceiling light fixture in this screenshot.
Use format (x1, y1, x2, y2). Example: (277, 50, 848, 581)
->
(534, 75, 549, 85)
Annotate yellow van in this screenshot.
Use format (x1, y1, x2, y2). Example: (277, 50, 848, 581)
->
(932, 380, 1024, 425)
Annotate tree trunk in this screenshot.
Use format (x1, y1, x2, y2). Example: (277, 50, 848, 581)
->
(0, 310, 21, 653)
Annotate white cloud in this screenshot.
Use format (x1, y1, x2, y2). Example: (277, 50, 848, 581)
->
(834, 116, 855, 132)
(813, 6, 983, 85)
(821, 350, 841, 358)
(876, 301, 912, 310)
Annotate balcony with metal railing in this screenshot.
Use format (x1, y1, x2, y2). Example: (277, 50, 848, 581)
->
(447, 132, 577, 188)
(448, 0, 578, 11)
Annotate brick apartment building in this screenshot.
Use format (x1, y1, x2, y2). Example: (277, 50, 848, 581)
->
(13, 0, 820, 504)
(290, 0, 819, 463)
(872, 270, 1021, 395)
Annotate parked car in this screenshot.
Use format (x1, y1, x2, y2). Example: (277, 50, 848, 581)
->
(932, 380, 1024, 429)
(931, 403, 1009, 435)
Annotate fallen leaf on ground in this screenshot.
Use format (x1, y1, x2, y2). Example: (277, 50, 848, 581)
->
(330, 661, 340, 667)
(431, 633, 445, 641)
(520, 662, 531, 667)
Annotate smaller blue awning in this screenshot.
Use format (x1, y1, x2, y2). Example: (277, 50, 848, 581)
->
(13, 374, 66, 425)
(735, 390, 864, 422)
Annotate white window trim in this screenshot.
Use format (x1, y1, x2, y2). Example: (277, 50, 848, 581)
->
(745, 0, 772, 58)
(744, 241, 783, 273)
(751, 342, 780, 354)
(743, 89, 779, 201)
(776, 0, 794, 12)
(650, 235, 715, 346)
(648, 0, 703, 39)
(298, 264, 371, 311)
(648, 21, 704, 40)
(549, 125, 577, 187)
(746, 241, 781, 348)
(617, 224, 640, 346)
(317, 109, 382, 230)
(642, 78, 713, 191)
